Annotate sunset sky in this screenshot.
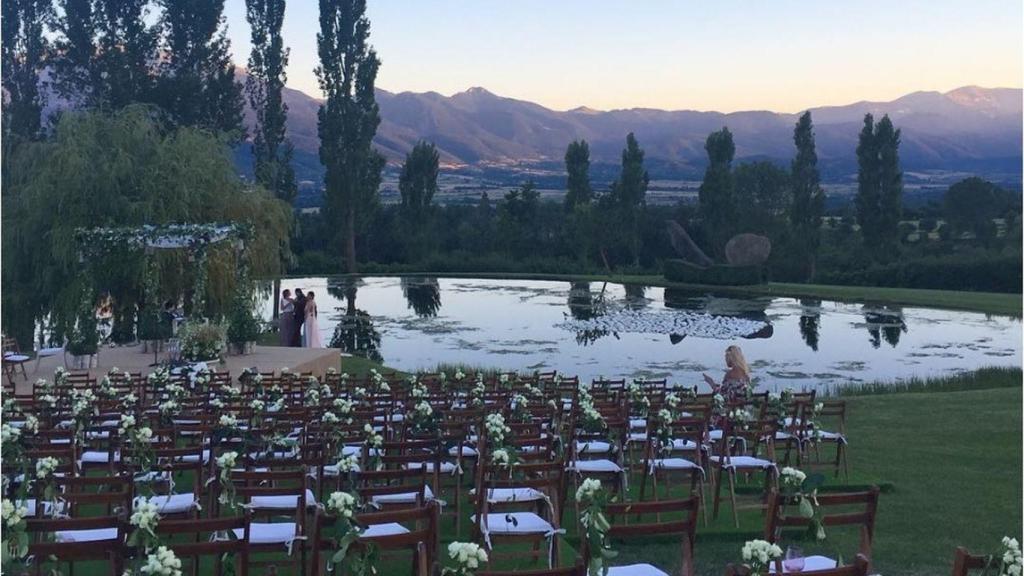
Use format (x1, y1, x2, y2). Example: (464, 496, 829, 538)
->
(223, 0, 1023, 113)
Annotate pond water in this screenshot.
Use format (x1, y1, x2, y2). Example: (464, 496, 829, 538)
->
(264, 276, 1022, 392)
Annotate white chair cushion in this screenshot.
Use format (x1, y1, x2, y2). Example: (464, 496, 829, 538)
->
(817, 430, 847, 443)
(629, 418, 647, 429)
(80, 450, 120, 463)
(361, 522, 410, 538)
(250, 489, 318, 510)
(627, 432, 648, 443)
(233, 522, 298, 544)
(371, 485, 433, 505)
(449, 445, 478, 457)
(484, 487, 547, 503)
(478, 512, 556, 535)
(768, 555, 837, 573)
(3, 354, 30, 362)
(134, 493, 197, 514)
(670, 439, 698, 450)
(37, 347, 63, 357)
(24, 499, 65, 517)
(324, 462, 362, 476)
(572, 459, 622, 473)
(55, 528, 118, 543)
(411, 461, 458, 474)
(174, 449, 211, 464)
(652, 458, 700, 470)
(576, 440, 612, 454)
(608, 564, 671, 576)
(709, 455, 775, 469)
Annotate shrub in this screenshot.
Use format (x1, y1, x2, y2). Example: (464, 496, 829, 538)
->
(663, 260, 763, 285)
(816, 254, 1021, 293)
(179, 321, 226, 361)
(226, 294, 261, 345)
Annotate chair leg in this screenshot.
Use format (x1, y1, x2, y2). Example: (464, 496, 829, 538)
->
(728, 470, 739, 529)
(712, 466, 724, 520)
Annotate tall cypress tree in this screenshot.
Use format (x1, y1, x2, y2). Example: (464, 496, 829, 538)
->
(855, 113, 902, 259)
(51, 0, 98, 107)
(399, 140, 440, 220)
(564, 139, 592, 211)
(698, 127, 736, 256)
(609, 133, 649, 266)
(1, 0, 53, 140)
(316, 0, 385, 273)
(95, 0, 157, 109)
(855, 114, 880, 251)
(157, 0, 244, 138)
(245, 0, 296, 203)
(790, 111, 826, 279)
(875, 115, 903, 256)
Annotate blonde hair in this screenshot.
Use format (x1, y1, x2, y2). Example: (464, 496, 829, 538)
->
(725, 345, 750, 379)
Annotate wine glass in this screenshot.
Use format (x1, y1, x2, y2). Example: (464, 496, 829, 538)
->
(783, 546, 805, 573)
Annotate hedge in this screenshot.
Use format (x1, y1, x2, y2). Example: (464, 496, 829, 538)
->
(663, 260, 764, 285)
(815, 254, 1021, 293)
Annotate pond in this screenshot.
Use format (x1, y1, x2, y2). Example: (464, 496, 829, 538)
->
(264, 276, 1022, 392)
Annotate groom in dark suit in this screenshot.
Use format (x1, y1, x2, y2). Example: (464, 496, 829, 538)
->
(292, 289, 307, 347)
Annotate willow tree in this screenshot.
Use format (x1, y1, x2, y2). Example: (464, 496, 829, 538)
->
(316, 0, 385, 273)
(1, 106, 291, 347)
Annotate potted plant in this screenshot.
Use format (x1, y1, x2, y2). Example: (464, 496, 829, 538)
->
(138, 308, 172, 353)
(67, 312, 100, 369)
(178, 321, 226, 363)
(226, 292, 261, 355)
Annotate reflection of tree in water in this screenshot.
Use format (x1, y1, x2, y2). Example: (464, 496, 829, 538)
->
(567, 282, 611, 346)
(663, 287, 774, 341)
(799, 299, 821, 351)
(863, 306, 907, 349)
(326, 278, 383, 363)
(400, 277, 441, 318)
(623, 284, 649, 309)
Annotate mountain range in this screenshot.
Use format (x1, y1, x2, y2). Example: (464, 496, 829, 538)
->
(258, 83, 1022, 183)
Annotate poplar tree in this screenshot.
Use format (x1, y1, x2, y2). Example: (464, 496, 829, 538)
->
(698, 127, 736, 256)
(156, 0, 244, 137)
(245, 0, 296, 203)
(609, 133, 649, 266)
(790, 111, 826, 279)
(316, 0, 385, 273)
(399, 140, 440, 220)
(1, 0, 53, 140)
(855, 113, 902, 259)
(564, 139, 593, 211)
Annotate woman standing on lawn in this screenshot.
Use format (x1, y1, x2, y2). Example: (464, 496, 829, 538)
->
(702, 345, 752, 400)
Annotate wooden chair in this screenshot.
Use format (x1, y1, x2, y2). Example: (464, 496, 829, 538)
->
(952, 546, 995, 576)
(724, 553, 870, 576)
(639, 414, 709, 525)
(230, 468, 310, 576)
(764, 487, 880, 574)
(24, 515, 127, 576)
(480, 565, 586, 576)
(311, 501, 440, 576)
(155, 515, 251, 576)
(3, 336, 30, 385)
(590, 496, 700, 576)
(709, 412, 779, 527)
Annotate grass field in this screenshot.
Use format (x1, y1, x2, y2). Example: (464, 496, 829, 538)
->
(300, 272, 1022, 317)
(36, 369, 1021, 575)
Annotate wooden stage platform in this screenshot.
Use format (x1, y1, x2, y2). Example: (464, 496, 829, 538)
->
(14, 345, 342, 393)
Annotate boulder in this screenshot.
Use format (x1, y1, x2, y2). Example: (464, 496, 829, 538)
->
(725, 233, 772, 266)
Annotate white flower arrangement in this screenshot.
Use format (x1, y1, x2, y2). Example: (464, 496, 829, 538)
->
(118, 414, 137, 436)
(1, 423, 21, 445)
(140, 546, 182, 576)
(218, 414, 238, 429)
(158, 400, 179, 415)
(326, 491, 358, 519)
(322, 411, 340, 424)
(414, 401, 433, 418)
(3, 499, 28, 527)
(250, 398, 266, 412)
(454, 370, 466, 381)
(484, 413, 511, 445)
(665, 392, 681, 409)
(36, 457, 59, 479)
(444, 541, 488, 575)
(130, 500, 161, 535)
(333, 398, 354, 415)
(575, 478, 603, 503)
(511, 394, 529, 411)
(741, 539, 783, 575)
(209, 397, 225, 409)
(22, 415, 39, 435)
(363, 424, 384, 449)
(780, 466, 807, 489)
(216, 451, 238, 471)
(1000, 537, 1023, 576)
(491, 449, 511, 468)
(335, 454, 359, 473)
(327, 367, 338, 375)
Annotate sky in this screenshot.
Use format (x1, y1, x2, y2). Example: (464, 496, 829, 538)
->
(222, 0, 1023, 113)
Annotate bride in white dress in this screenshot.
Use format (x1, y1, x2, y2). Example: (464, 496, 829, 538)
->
(304, 292, 323, 348)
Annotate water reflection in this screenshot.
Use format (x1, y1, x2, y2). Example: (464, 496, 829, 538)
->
(400, 277, 442, 318)
(800, 299, 821, 352)
(567, 282, 611, 346)
(327, 278, 383, 363)
(863, 306, 907, 349)
(663, 288, 774, 340)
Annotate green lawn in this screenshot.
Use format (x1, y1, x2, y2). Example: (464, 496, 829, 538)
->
(302, 272, 1022, 317)
(54, 370, 1022, 576)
